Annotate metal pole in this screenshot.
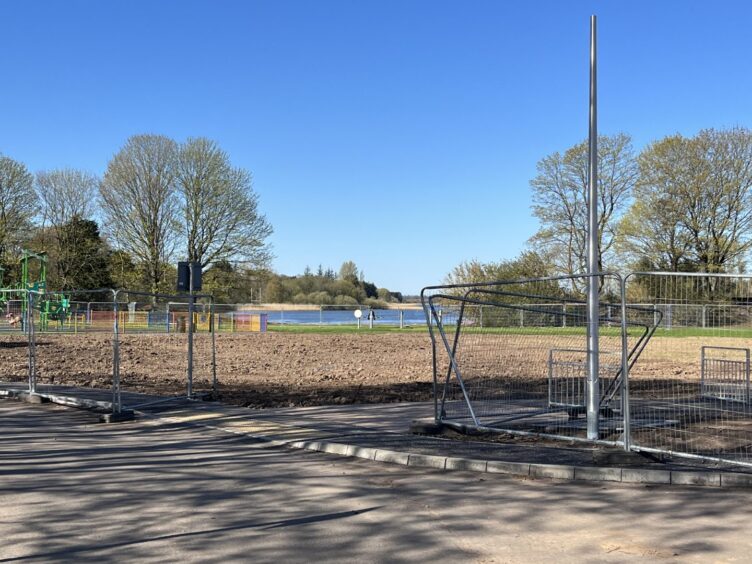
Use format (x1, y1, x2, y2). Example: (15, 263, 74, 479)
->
(620, 276, 631, 451)
(586, 14, 600, 440)
(187, 266, 195, 398)
(112, 290, 121, 414)
(27, 291, 36, 394)
(211, 299, 217, 397)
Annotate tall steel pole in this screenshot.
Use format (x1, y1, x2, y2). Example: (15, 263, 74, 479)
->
(187, 264, 194, 398)
(586, 15, 600, 440)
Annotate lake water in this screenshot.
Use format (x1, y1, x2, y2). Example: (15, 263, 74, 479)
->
(247, 308, 427, 326)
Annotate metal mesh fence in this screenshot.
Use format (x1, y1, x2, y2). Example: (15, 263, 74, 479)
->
(0, 288, 217, 414)
(625, 272, 752, 466)
(116, 291, 216, 399)
(421, 274, 654, 443)
(31, 290, 115, 396)
(0, 289, 32, 388)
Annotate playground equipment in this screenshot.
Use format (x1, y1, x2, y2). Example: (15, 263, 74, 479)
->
(0, 250, 71, 331)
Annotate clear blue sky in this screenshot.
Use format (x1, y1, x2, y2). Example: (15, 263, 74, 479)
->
(2, 1, 751, 294)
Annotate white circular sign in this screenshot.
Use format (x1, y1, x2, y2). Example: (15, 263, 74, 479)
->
(354, 309, 363, 319)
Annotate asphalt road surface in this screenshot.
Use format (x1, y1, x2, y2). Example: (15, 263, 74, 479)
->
(1, 401, 750, 563)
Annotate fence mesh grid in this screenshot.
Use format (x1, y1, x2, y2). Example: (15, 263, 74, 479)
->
(423, 274, 648, 442)
(31, 290, 115, 393)
(0, 289, 31, 387)
(625, 273, 752, 465)
(116, 291, 215, 398)
(0, 288, 217, 410)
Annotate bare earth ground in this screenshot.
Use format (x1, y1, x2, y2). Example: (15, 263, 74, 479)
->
(3, 331, 751, 455)
(0, 331, 740, 408)
(0, 333, 437, 407)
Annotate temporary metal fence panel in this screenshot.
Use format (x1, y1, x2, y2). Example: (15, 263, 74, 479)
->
(0, 289, 33, 389)
(700, 346, 750, 403)
(624, 272, 752, 467)
(421, 274, 648, 444)
(116, 290, 217, 399)
(31, 289, 116, 402)
(0, 288, 219, 415)
(547, 348, 619, 411)
(0, 294, 26, 334)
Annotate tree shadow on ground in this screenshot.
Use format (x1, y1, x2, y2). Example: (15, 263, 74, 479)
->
(0, 400, 749, 562)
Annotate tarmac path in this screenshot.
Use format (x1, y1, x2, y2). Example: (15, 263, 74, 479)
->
(1, 400, 750, 563)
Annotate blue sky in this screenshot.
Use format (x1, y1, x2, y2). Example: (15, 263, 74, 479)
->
(2, 1, 751, 294)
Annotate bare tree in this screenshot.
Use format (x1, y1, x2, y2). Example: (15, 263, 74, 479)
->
(0, 154, 37, 263)
(35, 169, 102, 289)
(529, 133, 637, 291)
(176, 138, 272, 269)
(99, 135, 179, 294)
(36, 168, 98, 229)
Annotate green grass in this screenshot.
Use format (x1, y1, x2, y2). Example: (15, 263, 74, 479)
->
(267, 323, 752, 338)
(267, 324, 428, 334)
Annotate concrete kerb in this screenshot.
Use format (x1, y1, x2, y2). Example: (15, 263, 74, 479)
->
(1, 386, 134, 421)
(130, 407, 752, 488)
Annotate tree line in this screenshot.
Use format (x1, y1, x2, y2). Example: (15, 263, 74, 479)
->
(448, 127, 752, 292)
(0, 134, 272, 298)
(262, 260, 403, 307)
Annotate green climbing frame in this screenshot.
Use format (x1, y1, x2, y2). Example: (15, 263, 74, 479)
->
(0, 250, 71, 331)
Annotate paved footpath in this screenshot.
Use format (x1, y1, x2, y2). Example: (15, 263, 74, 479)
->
(2, 399, 752, 563)
(3, 383, 751, 484)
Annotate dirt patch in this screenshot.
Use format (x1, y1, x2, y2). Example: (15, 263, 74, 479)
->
(0, 332, 436, 407)
(0, 331, 747, 409)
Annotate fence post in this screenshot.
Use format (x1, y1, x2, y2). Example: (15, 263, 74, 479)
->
(562, 303, 567, 327)
(187, 274, 195, 399)
(320, 306, 323, 325)
(399, 309, 404, 329)
(211, 299, 217, 397)
(112, 290, 121, 414)
(620, 276, 631, 452)
(479, 305, 483, 328)
(702, 305, 707, 329)
(27, 291, 36, 395)
(519, 309, 524, 328)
